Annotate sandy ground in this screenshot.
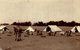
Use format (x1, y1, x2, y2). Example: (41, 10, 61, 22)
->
(0, 33, 80, 50)
(0, 26, 80, 50)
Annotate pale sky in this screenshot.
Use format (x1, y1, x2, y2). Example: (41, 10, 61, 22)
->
(0, 0, 80, 24)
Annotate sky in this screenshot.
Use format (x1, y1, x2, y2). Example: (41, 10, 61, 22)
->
(0, 0, 80, 24)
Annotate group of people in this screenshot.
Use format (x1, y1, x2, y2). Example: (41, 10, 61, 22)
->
(0, 25, 73, 41)
(45, 31, 72, 37)
(45, 26, 72, 36)
(13, 26, 23, 41)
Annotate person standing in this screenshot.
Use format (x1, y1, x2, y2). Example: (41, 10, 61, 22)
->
(68, 30, 72, 36)
(54, 32, 57, 36)
(13, 26, 18, 41)
(17, 26, 23, 41)
(14, 26, 23, 41)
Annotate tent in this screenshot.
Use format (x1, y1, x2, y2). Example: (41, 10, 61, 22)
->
(0, 25, 6, 30)
(71, 26, 80, 32)
(43, 25, 62, 32)
(0, 25, 6, 33)
(25, 26, 35, 32)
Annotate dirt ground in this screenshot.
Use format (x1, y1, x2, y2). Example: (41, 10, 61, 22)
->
(0, 26, 80, 50)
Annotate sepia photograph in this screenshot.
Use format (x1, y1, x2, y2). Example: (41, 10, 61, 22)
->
(0, 0, 80, 50)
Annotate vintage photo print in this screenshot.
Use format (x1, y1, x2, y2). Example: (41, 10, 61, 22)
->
(0, 0, 80, 50)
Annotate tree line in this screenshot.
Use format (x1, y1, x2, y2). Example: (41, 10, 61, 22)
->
(11, 20, 80, 26)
